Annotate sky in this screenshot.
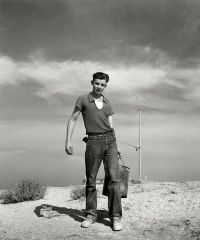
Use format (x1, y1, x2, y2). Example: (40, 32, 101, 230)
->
(0, 0, 200, 188)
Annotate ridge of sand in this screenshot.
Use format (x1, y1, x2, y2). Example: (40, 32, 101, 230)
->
(0, 181, 200, 240)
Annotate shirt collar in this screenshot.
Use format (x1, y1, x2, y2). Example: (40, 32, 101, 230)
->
(88, 92, 107, 103)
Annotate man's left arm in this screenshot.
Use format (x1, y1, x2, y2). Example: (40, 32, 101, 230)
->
(108, 115, 113, 128)
(108, 115, 121, 158)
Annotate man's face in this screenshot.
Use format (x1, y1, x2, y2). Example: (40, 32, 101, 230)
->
(92, 79, 107, 95)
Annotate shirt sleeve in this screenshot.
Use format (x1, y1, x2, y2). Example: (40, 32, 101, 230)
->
(107, 101, 114, 116)
(75, 96, 84, 111)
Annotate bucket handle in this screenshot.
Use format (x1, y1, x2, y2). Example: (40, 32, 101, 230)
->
(118, 154, 125, 166)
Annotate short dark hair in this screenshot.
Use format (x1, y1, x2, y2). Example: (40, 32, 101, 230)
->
(93, 72, 109, 83)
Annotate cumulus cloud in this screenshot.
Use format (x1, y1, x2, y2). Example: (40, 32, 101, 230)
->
(167, 67, 200, 101)
(0, 56, 18, 84)
(0, 52, 200, 116)
(0, 53, 167, 96)
(2, 0, 200, 65)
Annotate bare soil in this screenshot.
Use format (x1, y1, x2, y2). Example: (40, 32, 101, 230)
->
(0, 181, 200, 240)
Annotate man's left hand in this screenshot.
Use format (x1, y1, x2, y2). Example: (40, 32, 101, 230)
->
(117, 148, 122, 159)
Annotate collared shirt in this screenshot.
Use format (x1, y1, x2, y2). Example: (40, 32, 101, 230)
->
(75, 92, 114, 134)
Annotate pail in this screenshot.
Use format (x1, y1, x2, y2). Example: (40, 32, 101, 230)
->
(119, 164, 130, 198)
(102, 155, 130, 198)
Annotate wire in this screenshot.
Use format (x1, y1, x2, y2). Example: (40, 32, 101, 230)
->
(117, 140, 140, 150)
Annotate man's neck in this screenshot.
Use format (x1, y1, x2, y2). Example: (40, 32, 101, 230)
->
(91, 91, 102, 99)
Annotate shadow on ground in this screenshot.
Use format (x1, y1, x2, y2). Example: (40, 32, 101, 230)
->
(34, 204, 111, 227)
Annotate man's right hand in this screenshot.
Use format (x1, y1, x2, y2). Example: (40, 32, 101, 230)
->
(65, 142, 73, 155)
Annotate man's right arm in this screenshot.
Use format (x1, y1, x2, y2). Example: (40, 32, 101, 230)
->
(65, 107, 81, 155)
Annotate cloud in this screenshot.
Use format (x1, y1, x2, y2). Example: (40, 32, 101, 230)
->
(167, 67, 200, 102)
(0, 52, 167, 94)
(1, 52, 200, 119)
(2, 0, 200, 66)
(0, 56, 18, 84)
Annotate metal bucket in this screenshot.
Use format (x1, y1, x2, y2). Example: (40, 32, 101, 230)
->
(102, 155, 130, 198)
(119, 164, 130, 198)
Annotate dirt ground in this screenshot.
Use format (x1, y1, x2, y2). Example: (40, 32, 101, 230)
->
(0, 181, 200, 240)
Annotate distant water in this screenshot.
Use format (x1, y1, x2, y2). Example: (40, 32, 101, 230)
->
(0, 150, 86, 189)
(1, 146, 200, 189)
(1, 116, 200, 189)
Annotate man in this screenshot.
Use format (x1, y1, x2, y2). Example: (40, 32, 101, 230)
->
(65, 72, 122, 231)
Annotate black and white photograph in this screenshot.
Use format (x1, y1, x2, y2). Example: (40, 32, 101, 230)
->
(0, 0, 200, 239)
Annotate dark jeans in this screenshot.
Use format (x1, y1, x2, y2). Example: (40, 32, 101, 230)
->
(85, 131, 122, 219)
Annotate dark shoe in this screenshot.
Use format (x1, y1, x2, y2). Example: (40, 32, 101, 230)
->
(81, 215, 95, 228)
(112, 217, 123, 231)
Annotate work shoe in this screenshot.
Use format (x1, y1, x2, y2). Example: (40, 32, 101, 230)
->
(81, 215, 95, 228)
(112, 217, 123, 231)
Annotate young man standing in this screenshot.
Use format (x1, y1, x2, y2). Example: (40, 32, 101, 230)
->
(65, 72, 122, 231)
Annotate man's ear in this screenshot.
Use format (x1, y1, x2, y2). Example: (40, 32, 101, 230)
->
(91, 80, 94, 85)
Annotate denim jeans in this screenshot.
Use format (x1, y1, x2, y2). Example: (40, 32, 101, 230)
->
(85, 131, 122, 219)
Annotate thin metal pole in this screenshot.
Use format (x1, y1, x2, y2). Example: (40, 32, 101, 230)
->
(138, 108, 142, 180)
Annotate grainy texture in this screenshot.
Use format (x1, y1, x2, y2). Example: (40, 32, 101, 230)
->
(0, 181, 200, 240)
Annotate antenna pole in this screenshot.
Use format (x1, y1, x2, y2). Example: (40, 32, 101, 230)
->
(138, 108, 142, 180)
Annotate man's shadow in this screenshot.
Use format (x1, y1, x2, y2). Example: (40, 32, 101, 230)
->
(34, 204, 111, 227)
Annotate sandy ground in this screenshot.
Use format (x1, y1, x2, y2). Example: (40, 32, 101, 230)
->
(0, 181, 200, 240)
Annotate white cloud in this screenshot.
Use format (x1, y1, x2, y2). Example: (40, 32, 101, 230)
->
(0, 54, 167, 97)
(0, 56, 18, 85)
(167, 67, 200, 101)
(0, 53, 200, 110)
(108, 65, 166, 91)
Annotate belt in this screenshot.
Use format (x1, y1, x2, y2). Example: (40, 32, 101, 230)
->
(87, 131, 112, 137)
